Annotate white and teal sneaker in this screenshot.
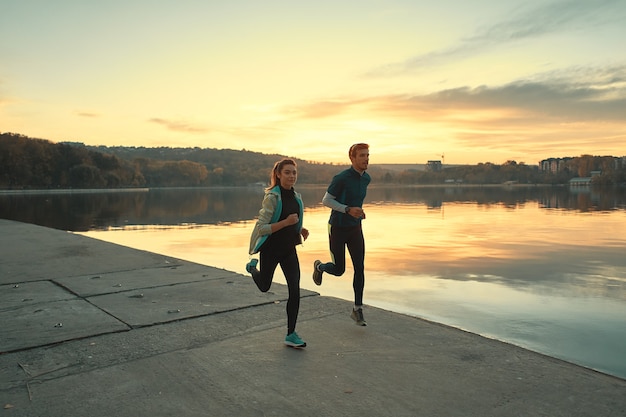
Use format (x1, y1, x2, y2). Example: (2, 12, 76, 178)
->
(245, 259, 258, 274)
(284, 332, 306, 348)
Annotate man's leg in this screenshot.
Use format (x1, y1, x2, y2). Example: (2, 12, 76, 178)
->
(321, 225, 347, 276)
(346, 226, 365, 306)
(347, 226, 367, 326)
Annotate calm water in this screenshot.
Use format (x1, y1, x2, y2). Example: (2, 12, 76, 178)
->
(2, 186, 625, 379)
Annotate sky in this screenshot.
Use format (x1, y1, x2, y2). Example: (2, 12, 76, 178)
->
(1, 0, 625, 165)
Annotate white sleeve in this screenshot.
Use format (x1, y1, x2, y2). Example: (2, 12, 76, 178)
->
(322, 191, 348, 212)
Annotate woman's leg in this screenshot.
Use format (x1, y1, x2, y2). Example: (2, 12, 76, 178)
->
(280, 249, 301, 334)
(252, 250, 279, 292)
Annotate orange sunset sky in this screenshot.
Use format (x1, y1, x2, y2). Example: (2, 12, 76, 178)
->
(1, 0, 625, 165)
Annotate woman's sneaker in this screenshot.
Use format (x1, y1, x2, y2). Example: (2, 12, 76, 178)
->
(284, 332, 306, 348)
(245, 259, 258, 274)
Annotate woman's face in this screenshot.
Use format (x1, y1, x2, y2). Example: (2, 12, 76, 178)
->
(277, 164, 297, 188)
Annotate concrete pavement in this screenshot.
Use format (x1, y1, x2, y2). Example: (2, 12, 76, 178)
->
(1, 219, 625, 416)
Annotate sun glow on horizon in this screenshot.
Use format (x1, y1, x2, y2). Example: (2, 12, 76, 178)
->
(1, 1, 625, 165)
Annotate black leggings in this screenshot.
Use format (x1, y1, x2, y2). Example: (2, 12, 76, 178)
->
(321, 225, 365, 306)
(252, 247, 301, 334)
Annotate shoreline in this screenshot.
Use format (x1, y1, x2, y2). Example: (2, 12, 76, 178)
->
(0, 183, 568, 195)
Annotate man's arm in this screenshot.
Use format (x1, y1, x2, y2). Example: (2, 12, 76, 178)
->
(322, 191, 348, 212)
(323, 191, 366, 219)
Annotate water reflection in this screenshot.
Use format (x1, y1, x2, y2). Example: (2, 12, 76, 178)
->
(361, 205, 626, 302)
(1, 186, 626, 232)
(0, 188, 267, 231)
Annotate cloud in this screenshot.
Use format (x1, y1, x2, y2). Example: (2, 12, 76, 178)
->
(279, 64, 626, 161)
(443, 65, 626, 121)
(148, 117, 208, 133)
(75, 111, 100, 118)
(417, 76, 626, 123)
(367, 0, 625, 76)
(469, 0, 621, 42)
(291, 64, 626, 123)
(401, 65, 626, 157)
(283, 98, 368, 119)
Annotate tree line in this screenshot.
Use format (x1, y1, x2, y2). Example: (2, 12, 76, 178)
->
(1, 132, 625, 189)
(0, 132, 349, 188)
(393, 159, 626, 186)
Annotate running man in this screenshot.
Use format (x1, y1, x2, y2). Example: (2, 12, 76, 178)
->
(313, 143, 370, 326)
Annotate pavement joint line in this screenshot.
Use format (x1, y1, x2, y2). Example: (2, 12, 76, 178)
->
(4, 315, 291, 392)
(124, 295, 320, 330)
(1, 327, 133, 355)
(1, 291, 321, 354)
(49, 279, 80, 297)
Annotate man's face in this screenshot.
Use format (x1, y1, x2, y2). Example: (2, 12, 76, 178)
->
(351, 149, 369, 172)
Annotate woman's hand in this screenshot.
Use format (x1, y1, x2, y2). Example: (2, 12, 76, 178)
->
(301, 227, 309, 241)
(284, 213, 299, 225)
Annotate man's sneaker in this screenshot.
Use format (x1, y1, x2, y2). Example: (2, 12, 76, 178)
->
(312, 260, 323, 286)
(351, 308, 367, 326)
(284, 332, 306, 348)
(246, 259, 258, 274)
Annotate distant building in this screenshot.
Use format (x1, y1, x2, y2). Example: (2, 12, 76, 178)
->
(539, 157, 573, 173)
(569, 177, 592, 187)
(540, 156, 626, 173)
(568, 170, 601, 187)
(426, 160, 442, 172)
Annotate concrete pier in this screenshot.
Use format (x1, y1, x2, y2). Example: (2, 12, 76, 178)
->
(1, 219, 624, 416)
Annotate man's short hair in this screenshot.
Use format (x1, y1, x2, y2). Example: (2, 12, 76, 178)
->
(349, 143, 369, 158)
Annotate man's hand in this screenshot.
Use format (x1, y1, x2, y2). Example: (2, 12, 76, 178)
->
(349, 207, 366, 219)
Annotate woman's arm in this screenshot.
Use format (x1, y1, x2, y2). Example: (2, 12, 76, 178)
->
(256, 193, 297, 235)
(270, 213, 298, 233)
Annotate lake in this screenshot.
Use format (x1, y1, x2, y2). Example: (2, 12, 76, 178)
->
(1, 185, 625, 380)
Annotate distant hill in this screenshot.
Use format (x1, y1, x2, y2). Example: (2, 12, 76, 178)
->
(0, 133, 357, 188)
(3, 132, 624, 188)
